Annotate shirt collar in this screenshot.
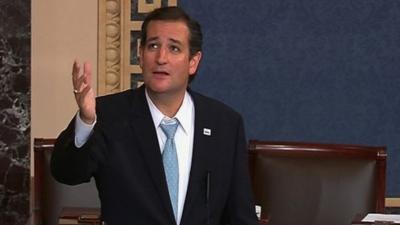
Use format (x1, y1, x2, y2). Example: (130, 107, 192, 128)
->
(145, 89, 194, 134)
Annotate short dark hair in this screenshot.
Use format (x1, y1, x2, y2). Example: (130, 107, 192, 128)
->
(140, 6, 203, 59)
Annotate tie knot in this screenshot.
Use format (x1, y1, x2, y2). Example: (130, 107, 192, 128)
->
(160, 118, 178, 139)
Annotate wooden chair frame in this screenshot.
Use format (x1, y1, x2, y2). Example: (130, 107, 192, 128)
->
(248, 140, 387, 215)
(33, 138, 57, 225)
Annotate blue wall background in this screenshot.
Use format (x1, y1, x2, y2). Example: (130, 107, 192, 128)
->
(180, 1, 400, 196)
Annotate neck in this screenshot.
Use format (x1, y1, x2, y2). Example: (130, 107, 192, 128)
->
(147, 89, 186, 118)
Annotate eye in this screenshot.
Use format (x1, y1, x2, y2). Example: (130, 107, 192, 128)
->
(147, 43, 159, 50)
(170, 45, 181, 53)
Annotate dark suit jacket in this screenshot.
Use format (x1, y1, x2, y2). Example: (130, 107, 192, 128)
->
(51, 86, 257, 225)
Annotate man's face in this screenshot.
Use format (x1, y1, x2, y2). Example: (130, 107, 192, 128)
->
(139, 20, 201, 96)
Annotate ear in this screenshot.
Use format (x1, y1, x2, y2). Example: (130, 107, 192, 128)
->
(189, 51, 202, 75)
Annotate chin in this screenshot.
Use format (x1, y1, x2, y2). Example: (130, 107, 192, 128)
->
(146, 84, 171, 94)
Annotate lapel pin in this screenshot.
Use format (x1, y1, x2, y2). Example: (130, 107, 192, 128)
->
(203, 128, 211, 136)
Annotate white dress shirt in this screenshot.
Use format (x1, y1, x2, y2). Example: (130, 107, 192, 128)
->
(74, 111, 95, 148)
(145, 90, 194, 225)
(74, 89, 195, 225)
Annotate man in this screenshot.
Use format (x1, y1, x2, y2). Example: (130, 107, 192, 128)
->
(51, 6, 257, 225)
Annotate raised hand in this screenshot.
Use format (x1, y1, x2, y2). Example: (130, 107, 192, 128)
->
(72, 60, 96, 124)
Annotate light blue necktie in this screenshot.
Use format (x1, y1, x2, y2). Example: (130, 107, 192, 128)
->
(160, 118, 179, 220)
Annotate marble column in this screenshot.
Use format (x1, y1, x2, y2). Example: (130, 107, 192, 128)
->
(0, 0, 31, 224)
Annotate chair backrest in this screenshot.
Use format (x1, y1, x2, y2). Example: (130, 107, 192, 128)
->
(248, 140, 386, 225)
(33, 138, 100, 225)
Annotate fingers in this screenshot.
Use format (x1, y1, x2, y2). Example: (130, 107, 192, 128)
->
(72, 60, 80, 76)
(83, 62, 92, 85)
(80, 85, 92, 98)
(70, 60, 96, 124)
(72, 60, 81, 90)
(75, 74, 87, 93)
(72, 60, 92, 93)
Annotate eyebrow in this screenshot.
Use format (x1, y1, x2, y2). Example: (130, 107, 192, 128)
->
(169, 38, 182, 46)
(146, 37, 159, 43)
(146, 37, 183, 46)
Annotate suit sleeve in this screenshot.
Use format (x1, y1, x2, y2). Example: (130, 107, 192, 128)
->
(224, 116, 258, 225)
(50, 116, 107, 185)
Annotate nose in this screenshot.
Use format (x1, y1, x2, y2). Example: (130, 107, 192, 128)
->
(156, 47, 168, 65)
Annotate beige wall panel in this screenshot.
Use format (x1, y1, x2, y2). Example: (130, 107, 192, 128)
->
(31, 0, 98, 176)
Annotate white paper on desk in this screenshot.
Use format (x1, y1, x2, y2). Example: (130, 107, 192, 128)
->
(362, 213, 400, 223)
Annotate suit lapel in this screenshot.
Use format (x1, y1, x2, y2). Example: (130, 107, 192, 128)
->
(128, 86, 176, 224)
(181, 91, 215, 224)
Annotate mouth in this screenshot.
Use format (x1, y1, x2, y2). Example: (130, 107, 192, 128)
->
(152, 70, 170, 76)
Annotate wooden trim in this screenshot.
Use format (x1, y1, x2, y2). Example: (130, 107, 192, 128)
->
(97, 0, 106, 95)
(249, 140, 387, 160)
(122, 0, 132, 90)
(98, 0, 123, 95)
(385, 198, 400, 207)
(376, 150, 386, 211)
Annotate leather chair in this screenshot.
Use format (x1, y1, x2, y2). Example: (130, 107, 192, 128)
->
(248, 140, 386, 225)
(33, 138, 100, 225)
